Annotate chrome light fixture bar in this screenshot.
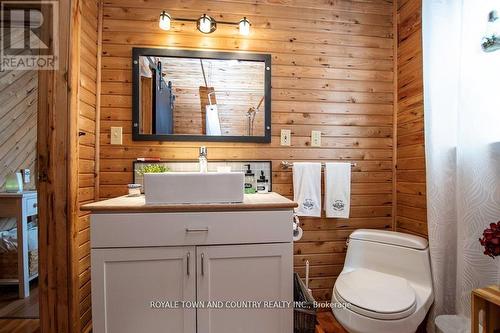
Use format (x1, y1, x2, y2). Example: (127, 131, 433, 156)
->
(158, 11, 251, 35)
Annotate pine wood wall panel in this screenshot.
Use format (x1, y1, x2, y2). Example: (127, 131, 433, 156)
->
(0, 55, 38, 190)
(99, 0, 395, 302)
(74, 0, 100, 331)
(396, 0, 427, 237)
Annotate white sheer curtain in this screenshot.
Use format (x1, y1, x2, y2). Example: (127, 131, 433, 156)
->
(423, 0, 500, 331)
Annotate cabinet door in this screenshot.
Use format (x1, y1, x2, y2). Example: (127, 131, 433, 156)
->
(197, 243, 293, 333)
(91, 246, 196, 333)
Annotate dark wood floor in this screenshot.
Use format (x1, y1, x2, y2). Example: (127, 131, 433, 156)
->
(0, 281, 39, 319)
(316, 311, 348, 333)
(0, 306, 343, 333)
(0, 319, 39, 333)
(0, 306, 425, 333)
(0, 313, 342, 333)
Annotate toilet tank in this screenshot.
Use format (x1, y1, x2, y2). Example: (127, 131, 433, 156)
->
(344, 229, 432, 288)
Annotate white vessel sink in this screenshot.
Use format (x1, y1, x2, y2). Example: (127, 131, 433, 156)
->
(143, 172, 245, 204)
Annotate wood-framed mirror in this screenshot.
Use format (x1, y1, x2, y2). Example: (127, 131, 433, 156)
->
(132, 48, 272, 143)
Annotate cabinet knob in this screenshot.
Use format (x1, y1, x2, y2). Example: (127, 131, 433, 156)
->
(187, 252, 190, 276)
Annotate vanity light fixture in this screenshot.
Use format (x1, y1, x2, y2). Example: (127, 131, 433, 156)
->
(159, 11, 171, 31)
(239, 17, 251, 36)
(158, 11, 251, 35)
(197, 14, 217, 34)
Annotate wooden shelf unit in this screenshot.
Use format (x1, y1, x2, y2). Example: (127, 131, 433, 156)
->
(0, 191, 38, 298)
(472, 285, 500, 333)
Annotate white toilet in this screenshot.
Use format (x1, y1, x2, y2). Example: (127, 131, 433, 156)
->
(331, 229, 434, 333)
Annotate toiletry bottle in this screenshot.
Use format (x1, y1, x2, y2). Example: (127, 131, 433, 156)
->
(257, 170, 269, 193)
(21, 169, 31, 184)
(199, 146, 208, 173)
(244, 164, 256, 194)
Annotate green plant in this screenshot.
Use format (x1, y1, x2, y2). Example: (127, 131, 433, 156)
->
(136, 164, 170, 174)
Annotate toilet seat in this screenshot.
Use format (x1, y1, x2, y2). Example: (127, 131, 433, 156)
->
(334, 268, 417, 320)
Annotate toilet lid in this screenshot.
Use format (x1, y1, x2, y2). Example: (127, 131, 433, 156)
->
(335, 268, 416, 319)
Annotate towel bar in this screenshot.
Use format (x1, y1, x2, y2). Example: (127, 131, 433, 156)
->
(280, 160, 357, 169)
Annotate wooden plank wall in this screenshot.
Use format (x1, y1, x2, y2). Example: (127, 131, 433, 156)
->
(98, 0, 395, 302)
(0, 28, 38, 190)
(38, 1, 74, 331)
(396, 0, 427, 237)
(75, 0, 101, 331)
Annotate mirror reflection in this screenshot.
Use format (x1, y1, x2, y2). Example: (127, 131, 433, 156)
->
(137, 56, 266, 137)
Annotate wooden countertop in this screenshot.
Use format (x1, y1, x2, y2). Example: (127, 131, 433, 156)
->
(0, 191, 37, 198)
(81, 192, 297, 213)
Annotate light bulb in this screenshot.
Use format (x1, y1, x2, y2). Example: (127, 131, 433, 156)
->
(197, 14, 215, 34)
(159, 11, 171, 31)
(239, 17, 251, 36)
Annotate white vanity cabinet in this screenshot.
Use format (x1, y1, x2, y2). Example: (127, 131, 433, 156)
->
(197, 243, 293, 333)
(85, 193, 296, 333)
(91, 246, 196, 333)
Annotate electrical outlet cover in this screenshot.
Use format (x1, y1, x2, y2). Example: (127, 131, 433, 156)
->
(110, 127, 123, 145)
(311, 130, 321, 147)
(281, 129, 291, 146)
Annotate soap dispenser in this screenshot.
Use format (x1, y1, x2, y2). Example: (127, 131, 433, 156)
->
(244, 164, 256, 194)
(256, 170, 269, 193)
(199, 146, 208, 173)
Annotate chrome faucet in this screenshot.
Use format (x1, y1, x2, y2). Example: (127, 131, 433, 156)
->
(199, 146, 208, 173)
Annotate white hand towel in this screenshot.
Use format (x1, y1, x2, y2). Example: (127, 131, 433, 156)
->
(293, 162, 322, 217)
(206, 104, 222, 135)
(325, 162, 351, 218)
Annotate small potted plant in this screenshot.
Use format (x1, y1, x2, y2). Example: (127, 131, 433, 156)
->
(136, 164, 170, 194)
(136, 164, 170, 175)
(479, 221, 500, 258)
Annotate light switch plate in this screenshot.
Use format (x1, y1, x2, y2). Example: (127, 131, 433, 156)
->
(110, 126, 123, 145)
(311, 130, 321, 147)
(280, 129, 291, 146)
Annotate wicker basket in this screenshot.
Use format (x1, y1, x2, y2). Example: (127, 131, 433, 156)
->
(294, 307, 317, 333)
(0, 249, 38, 279)
(29, 249, 38, 276)
(293, 273, 317, 333)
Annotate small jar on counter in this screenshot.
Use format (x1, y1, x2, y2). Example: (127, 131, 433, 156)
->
(127, 184, 142, 197)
